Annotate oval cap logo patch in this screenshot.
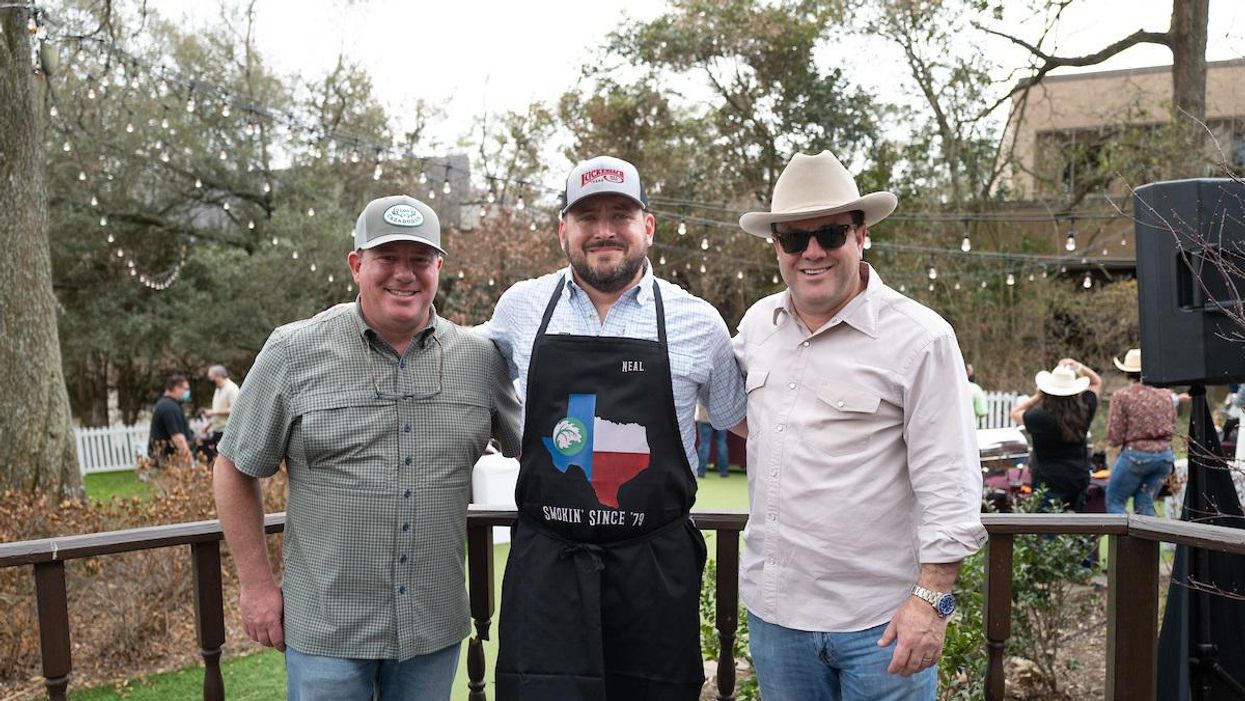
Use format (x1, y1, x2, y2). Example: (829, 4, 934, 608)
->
(383, 204, 424, 227)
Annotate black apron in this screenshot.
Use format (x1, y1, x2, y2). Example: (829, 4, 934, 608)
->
(495, 276, 707, 701)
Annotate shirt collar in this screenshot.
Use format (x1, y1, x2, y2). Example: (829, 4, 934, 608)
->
(562, 259, 655, 306)
(771, 262, 883, 339)
(351, 297, 442, 347)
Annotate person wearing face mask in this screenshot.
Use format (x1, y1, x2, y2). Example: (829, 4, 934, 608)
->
(148, 374, 194, 467)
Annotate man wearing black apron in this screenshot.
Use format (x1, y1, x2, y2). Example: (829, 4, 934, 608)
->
(484, 156, 747, 700)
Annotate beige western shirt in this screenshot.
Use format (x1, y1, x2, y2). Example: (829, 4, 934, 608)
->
(209, 378, 239, 433)
(733, 263, 987, 632)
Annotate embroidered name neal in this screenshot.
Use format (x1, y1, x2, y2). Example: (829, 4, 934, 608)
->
(621, 361, 645, 373)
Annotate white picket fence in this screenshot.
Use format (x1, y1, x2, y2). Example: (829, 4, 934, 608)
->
(980, 391, 1022, 429)
(75, 420, 208, 475)
(73, 393, 1023, 475)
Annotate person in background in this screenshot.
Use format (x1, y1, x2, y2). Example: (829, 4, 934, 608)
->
(148, 374, 193, 468)
(966, 362, 988, 424)
(1010, 359, 1103, 512)
(200, 365, 239, 461)
(696, 401, 731, 478)
(1104, 348, 1177, 516)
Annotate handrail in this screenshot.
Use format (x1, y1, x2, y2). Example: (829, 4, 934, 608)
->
(4, 508, 1245, 701)
(7, 510, 1245, 565)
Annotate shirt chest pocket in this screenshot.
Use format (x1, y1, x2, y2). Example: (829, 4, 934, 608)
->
(293, 393, 398, 492)
(810, 383, 881, 456)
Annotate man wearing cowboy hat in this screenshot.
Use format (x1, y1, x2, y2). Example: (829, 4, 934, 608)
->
(1105, 348, 1177, 516)
(732, 150, 987, 699)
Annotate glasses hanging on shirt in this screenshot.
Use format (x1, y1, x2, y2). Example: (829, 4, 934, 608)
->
(360, 332, 443, 401)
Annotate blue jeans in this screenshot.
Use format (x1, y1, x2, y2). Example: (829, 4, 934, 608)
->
(748, 612, 937, 701)
(285, 642, 460, 701)
(1106, 448, 1174, 516)
(697, 421, 730, 477)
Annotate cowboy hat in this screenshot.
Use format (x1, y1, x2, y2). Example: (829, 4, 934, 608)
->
(1035, 365, 1090, 397)
(739, 150, 898, 238)
(1113, 348, 1142, 373)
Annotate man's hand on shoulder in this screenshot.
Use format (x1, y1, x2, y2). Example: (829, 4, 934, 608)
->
(239, 580, 286, 651)
(878, 595, 948, 677)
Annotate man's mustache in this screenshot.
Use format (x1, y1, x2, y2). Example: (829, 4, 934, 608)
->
(585, 241, 627, 252)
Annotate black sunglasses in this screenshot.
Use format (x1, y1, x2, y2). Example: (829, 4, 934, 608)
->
(770, 223, 856, 254)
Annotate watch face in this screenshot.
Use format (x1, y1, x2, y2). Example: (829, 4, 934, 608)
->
(936, 593, 956, 617)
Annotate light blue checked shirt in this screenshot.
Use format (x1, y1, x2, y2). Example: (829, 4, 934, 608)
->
(482, 263, 747, 473)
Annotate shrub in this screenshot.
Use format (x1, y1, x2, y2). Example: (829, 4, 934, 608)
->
(0, 458, 287, 695)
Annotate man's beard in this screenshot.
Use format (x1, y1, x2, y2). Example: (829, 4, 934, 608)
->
(564, 241, 648, 293)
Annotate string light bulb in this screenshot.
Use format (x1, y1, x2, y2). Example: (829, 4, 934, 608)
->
(529, 222, 537, 231)
(125, 122, 134, 133)
(700, 237, 709, 251)
(442, 178, 452, 195)
(863, 236, 871, 250)
(486, 188, 496, 204)
(99, 215, 108, 227)
(1006, 273, 1016, 286)
(373, 164, 383, 181)
(772, 274, 779, 284)
(263, 181, 271, 194)
(306, 207, 316, 217)
(659, 255, 666, 266)
(49, 105, 58, 118)
(292, 251, 299, 260)
(516, 196, 526, 211)
(960, 218, 971, 252)
(677, 219, 687, 236)
(1082, 273, 1093, 289)
(247, 220, 255, 230)
(221, 102, 230, 118)
(310, 263, 317, 272)
(194, 178, 203, 189)
(737, 270, 744, 280)
(90, 195, 98, 207)
(927, 264, 937, 280)
(185, 96, 196, 113)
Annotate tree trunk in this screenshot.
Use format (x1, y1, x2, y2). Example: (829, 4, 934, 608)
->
(1169, 0, 1208, 121)
(0, 12, 82, 498)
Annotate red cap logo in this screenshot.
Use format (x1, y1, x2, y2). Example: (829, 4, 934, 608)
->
(581, 168, 626, 187)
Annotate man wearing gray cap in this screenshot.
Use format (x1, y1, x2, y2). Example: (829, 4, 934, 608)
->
(214, 195, 520, 700)
(484, 156, 747, 700)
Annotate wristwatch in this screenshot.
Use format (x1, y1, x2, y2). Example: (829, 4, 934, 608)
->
(912, 585, 956, 618)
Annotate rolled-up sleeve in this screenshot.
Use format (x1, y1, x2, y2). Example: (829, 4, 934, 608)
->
(902, 333, 988, 564)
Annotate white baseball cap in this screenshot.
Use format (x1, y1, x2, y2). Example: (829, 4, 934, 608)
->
(561, 155, 649, 216)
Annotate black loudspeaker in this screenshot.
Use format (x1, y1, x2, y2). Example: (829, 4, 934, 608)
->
(1134, 178, 1245, 387)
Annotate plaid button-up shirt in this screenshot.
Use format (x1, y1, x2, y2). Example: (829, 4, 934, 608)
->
(220, 302, 520, 660)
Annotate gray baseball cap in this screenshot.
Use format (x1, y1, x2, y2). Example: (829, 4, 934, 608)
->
(354, 195, 446, 255)
(561, 155, 649, 216)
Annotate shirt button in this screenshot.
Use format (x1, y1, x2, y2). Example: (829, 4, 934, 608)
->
(399, 360, 406, 369)
(398, 585, 406, 594)
(767, 558, 777, 566)
(770, 469, 779, 477)
(404, 489, 412, 499)
(776, 424, 784, 432)
(402, 522, 410, 532)
(787, 383, 796, 390)
(837, 400, 845, 408)
(399, 554, 408, 564)
(405, 456, 412, 465)
(767, 513, 776, 521)
(404, 424, 411, 433)
(801, 341, 810, 347)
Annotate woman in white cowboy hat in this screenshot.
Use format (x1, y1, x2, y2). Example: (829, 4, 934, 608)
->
(1010, 358, 1103, 511)
(1104, 348, 1177, 516)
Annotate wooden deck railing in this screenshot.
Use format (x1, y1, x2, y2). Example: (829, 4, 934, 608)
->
(2, 509, 1245, 700)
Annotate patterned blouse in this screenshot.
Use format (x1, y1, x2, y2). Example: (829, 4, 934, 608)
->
(1107, 382, 1176, 452)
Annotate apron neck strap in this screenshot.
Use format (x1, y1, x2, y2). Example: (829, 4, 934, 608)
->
(536, 274, 668, 347)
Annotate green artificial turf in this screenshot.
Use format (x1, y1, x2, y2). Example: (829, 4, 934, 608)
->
(83, 470, 152, 502)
